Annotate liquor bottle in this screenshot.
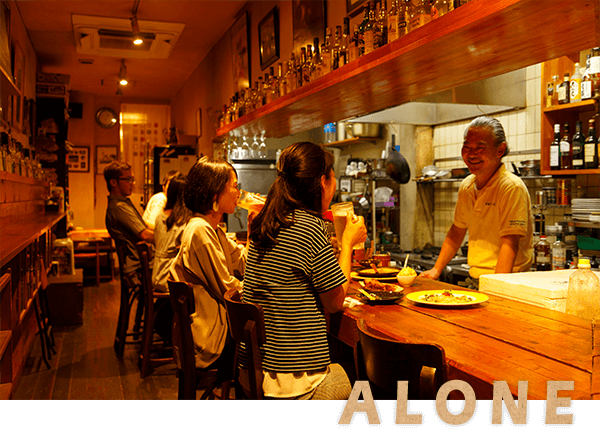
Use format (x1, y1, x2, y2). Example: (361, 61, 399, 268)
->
(296, 50, 304, 88)
(278, 62, 287, 97)
(432, 0, 453, 19)
(410, 0, 432, 32)
(557, 73, 570, 104)
(349, 25, 360, 62)
(534, 209, 545, 238)
(584, 118, 599, 169)
(546, 79, 555, 107)
(377, 0, 388, 47)
(358, 2, 370, 56)
(589, 47, 600, 82)
(570, 62, 582, 103)
(551, 231, 566, 270)
(388, 0, 400, 42)
(332, 29, 341, 71)
(268, 66, 279, 103)
(399, 0, 412, 35)
(321, 29, 332, 75)
(364, 1, 378, 55)
(550, 123, 561, 171)
(552, 74, 560, 105)
(581, 54, 593, 101)
(560, 123, 572, 170)
(231, 93, 239, 121)
(534, 235, 552, 271)
(571, 120, 585, 169)
(301, 46, 312, 86)
(313, 39, 323, 80)
(244, 86, 255, 115)
(340, 18, 350, 67)
(286, 53, 297, 93)
(238, 89, 245, 118)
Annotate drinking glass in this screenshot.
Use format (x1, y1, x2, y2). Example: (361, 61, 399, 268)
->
(331, 202, 363, 250)
(237, 190, 266, 212)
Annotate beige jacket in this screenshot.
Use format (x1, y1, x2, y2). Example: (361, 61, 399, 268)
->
(169, 215, 245, 368)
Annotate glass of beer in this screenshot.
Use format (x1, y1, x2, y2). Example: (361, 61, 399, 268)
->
(237, 190, 266, 212)
(331, 202, 363, 250)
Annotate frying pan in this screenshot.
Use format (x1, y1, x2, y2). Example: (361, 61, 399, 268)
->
(386, 147, 411, 184)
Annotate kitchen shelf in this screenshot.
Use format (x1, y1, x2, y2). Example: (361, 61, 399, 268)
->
(540, 55, 600, 176)
(215, 0, 600, 140)
(0, 65, 20, 97)
(323, 137, 377, 148)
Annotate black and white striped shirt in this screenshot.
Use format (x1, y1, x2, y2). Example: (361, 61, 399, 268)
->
(242, 209, 346, 372)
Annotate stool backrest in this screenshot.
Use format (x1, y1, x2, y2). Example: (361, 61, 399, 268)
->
(135, 241, 154, 303)
(167, 279, 196, 377)
(356, 319, 447, 400)
(223, 288, 266, 399)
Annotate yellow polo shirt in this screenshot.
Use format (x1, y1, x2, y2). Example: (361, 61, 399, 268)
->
(454, 165, 533, 279)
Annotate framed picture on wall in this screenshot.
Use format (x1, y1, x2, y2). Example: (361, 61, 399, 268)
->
(346, 0, 368, 17)
(230, 11, 250, 95)
(292, 0, 326, 56)
(258, 6, 280, 70)
(96, 145, 119, 175)
(68, 146, 90, 172)
(0, 2, 11, 75)
(196, 108, 202, 140)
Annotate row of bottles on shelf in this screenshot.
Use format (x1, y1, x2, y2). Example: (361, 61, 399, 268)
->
(0, 131, 44, 179)
(220, 0, 472, 127)
(549, 118, 598, 170)
(547, 47, 600, 106)
(533, 224, 598, 272)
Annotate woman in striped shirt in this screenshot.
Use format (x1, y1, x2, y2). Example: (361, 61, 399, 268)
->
(243, 141, 367, 399)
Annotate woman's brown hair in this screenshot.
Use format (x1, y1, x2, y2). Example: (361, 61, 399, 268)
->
(249, 142, 334, 249)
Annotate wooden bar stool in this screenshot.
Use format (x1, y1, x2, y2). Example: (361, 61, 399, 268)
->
(355, 319, 447, 400)
(167, 279, 234, 399)
(224, 288, 266, 399)
(135, 241, 173, 378)
(113, 243, 143, 359)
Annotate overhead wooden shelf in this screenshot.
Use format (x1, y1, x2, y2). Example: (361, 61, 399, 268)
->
(215, 0, 600, 140)
(323, 137, 377, 148)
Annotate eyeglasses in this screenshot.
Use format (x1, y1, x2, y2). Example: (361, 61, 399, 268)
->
(118, 177, 135, 183)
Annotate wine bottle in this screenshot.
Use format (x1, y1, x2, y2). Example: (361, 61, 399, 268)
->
(550, 123, 561, 170)
(560, 123, 572, 170)
(571, 121, 585, 169)
(584, 118, 598, 169)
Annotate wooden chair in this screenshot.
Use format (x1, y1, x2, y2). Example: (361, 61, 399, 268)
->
(167, 279, 234, 400)
(355, 319, 447, 400)
(223, 288, 266, 399)
(113, 242, 144, 359)
(135, 241, 173, 378)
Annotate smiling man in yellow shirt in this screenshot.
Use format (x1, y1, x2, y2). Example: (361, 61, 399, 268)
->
(421, 116, 533, 285)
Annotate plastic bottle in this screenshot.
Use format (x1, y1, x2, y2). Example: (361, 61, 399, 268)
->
(551, 230, 566, 270)
(565, 258, 600, 321)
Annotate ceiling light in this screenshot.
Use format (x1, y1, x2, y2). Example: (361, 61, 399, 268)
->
(130, 15, 143, 45)
(119, 59, 128, 86)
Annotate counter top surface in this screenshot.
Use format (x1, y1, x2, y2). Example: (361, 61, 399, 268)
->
(330, 277, 595, 399)
(0, 212, 66, 267)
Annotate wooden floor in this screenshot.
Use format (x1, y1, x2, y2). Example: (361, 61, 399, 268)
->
(13, 276, 180, 400)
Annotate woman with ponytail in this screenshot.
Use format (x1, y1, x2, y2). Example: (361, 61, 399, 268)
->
(242, 142, 367, 400)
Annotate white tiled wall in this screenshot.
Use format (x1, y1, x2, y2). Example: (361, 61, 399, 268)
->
(429, 63, 598, 247)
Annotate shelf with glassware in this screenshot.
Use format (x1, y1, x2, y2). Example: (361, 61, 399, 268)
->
(540, 53, 600, 176)
(323, 137, 377, 148)
(215, 0, 599, 142)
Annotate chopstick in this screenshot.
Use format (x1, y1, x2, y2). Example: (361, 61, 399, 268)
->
(358, 281, 377, 300)
(404, 254, 409, 269)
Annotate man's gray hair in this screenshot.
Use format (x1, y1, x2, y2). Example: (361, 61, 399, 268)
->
(464, 116, 510, 158)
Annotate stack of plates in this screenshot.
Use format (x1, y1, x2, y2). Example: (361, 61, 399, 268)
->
(571, 198, 600, 221)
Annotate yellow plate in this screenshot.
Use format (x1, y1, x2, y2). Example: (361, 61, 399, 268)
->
(406, 290, 489, 307)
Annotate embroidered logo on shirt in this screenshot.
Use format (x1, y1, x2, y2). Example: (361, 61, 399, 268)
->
(510, 219, 526, 228)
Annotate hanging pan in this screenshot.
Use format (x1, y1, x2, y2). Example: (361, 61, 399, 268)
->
(385, 139, 411, 184)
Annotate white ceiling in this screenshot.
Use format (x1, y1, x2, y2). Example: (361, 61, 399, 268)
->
(16, 0, 247, 100)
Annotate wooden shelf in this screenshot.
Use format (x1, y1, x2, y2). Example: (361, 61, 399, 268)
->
(0, 65, 20, 97)
(323, 137, 378, 148)
(215, 0, 600, 140)
(542, 99, 596, 114)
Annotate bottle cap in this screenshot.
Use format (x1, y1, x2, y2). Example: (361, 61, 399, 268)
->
(578, 258, 591, 268)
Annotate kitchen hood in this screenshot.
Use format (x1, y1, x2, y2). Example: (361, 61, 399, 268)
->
(346, 68, 526, 126)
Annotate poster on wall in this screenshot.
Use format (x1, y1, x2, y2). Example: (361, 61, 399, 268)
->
(68, 146, 90, 172)
(230, 11, 250, 95)
(96, 145, 119, 175)
(292, 0, 326, 56)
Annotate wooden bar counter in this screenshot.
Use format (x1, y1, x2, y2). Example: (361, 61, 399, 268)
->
(328, 278, 594, 400)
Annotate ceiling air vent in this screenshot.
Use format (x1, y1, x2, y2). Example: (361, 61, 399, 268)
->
(72, 14, 184, 59)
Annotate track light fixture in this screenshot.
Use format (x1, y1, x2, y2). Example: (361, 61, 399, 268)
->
(130, 15, 143, 45)
(131, 0, 143, 45)
(119, 60, 128, 86)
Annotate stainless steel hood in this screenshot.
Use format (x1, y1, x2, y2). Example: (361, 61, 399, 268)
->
(346, 68, 526, 126)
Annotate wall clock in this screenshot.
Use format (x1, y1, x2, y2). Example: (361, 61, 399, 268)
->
(95, 107, 118, 128)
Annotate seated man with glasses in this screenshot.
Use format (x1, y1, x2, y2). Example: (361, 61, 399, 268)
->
(104, 160, 155, 287)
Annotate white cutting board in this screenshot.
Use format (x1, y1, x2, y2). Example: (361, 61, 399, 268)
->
(480, 270, 600, 312)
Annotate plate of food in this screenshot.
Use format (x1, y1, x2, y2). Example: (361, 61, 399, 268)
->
(357, 267, 400, 278)
(355, 280, 404, 305)
(406, 289, 488, 307)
